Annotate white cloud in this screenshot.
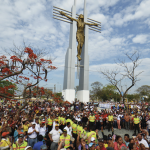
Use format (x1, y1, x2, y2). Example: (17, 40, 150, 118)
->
(111, 0, 150, 26)
(89, 14, 107, 26)
(132, 34, 149, 44)
(128, 34, 134, 39)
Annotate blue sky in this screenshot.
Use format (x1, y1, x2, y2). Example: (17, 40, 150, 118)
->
(0, 0, 150, 94)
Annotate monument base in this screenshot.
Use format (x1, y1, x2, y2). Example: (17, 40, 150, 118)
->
(77, 90, 89, 103)
(62, 89, 75, 103)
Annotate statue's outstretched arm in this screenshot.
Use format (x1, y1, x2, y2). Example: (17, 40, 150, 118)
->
(60, 11, 77, 22)
(85, 22, 98, 26)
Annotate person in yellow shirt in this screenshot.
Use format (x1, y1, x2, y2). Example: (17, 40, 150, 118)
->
(0, 132, 11, 150)
(72, 119, 77, 140)
(87, 128, 98, 144)
(108, 113, 114, 132)
(23, 120, 29, 135)
(59, 129, 71, 148)
(13, 132, 28, 150)
(77, 122, 83, 135)
(88, 113, 95, 131)
(133, 114, 140, 135)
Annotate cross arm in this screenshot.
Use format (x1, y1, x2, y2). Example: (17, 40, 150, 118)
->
(60, 11, 77, 22)
(85, 22, 98, 26)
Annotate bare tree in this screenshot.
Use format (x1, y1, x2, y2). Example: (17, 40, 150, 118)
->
(100, 51, 143, 103)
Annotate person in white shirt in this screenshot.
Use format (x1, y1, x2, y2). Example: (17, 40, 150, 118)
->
(75, 115, 81, 122)
(138, 134, 149, 149)
(64, 122, 72, 137)
(35, 118, 40, 132)
(117, 113, 122, 130)
(39, 121, 46, 137)
(28, 122, 38, 147)
(52, 118, 59, 130)
(49, 124, 63, 150)
(147, 118, 150, 135)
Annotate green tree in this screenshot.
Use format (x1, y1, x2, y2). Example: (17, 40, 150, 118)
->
(55, 92, 62, 97)
(101, 84, 119, 101)
(136, 85, 150, 96)
(90, 81, 103, 100)
(126, 94, 140, 101)
(102, 84, 117, 92)
(0, 80, 16, 97)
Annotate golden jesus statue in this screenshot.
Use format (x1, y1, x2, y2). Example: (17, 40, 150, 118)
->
(60, 11, 98, 61)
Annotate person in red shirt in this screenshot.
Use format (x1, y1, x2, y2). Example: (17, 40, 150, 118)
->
(114, 136, 126, 150)
(34, 104, 38, 112)
(64, 105, 68, 111)
(103, 112, 108, 129)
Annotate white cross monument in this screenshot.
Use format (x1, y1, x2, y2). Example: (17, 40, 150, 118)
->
(53, 0, 101, 103)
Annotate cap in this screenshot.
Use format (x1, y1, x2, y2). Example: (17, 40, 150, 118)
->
(40, 144, 47, 150)
(55, 124, 59, 127)
(91, 137, 95, 141)
(2, 132, 9, 137)
(24, 146, 32, 150)
(89, 143, 94, 148)
(32, 122, 36, 125)
(107, 136, 112, 140)
(55, 119, 59, 122)
(18, 132, 24, 135)
(63, 129, 67, 132)
(84, 125, 88, 128)
(98, 138, 104, 142)
(18, 133, 24, 138)
(42, 119, 46, 124)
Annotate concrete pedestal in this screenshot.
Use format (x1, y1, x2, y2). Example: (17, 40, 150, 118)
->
(62, 89, 75, 103)
(77, 90, 89, 103)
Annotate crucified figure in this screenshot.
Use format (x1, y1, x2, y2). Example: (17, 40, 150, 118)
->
(60, 11, 98, 61)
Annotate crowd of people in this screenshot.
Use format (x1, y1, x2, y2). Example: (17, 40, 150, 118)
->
(0, 100, 150, 150)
